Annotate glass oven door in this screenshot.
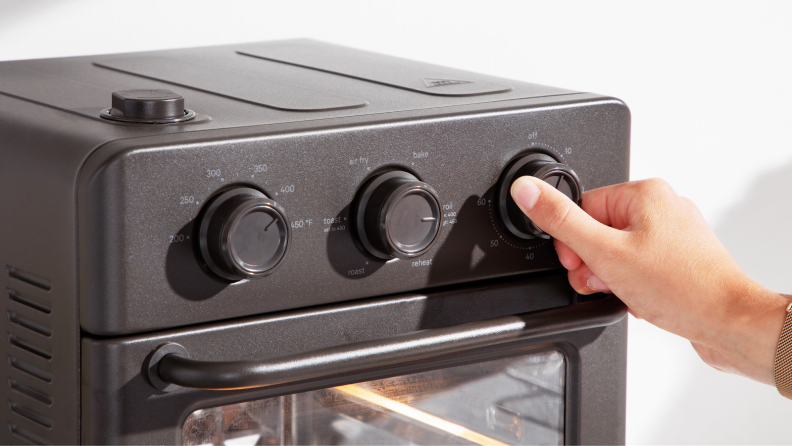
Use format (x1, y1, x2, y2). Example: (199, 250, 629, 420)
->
(183, 350, 565, 446)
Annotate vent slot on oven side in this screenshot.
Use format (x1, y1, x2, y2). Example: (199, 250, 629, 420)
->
(7, 289, 51, 315)
(4, 267, 55, 445)
(8, 379, 52, 406)
(8, 422, 51, 445)
(9, 400, 53, 428)
(6, 267, 52, 292)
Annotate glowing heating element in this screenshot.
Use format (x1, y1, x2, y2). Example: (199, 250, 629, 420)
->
(333, 384, 508, 446)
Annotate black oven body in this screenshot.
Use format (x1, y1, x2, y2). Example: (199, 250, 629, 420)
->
(0, 40, 630, 444)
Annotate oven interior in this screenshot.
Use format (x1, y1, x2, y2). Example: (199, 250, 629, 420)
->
(182, 350, 565, 446)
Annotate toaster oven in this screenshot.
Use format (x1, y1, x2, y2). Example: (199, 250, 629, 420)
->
(0, 40, 630, 444)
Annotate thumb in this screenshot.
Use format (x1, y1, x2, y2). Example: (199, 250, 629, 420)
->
(510, 176, 616, 258)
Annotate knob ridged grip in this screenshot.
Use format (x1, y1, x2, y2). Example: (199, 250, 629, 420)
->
(354, 171, 441, 260)
(198, 188, 289, 281)
(497, 152, 582, 239)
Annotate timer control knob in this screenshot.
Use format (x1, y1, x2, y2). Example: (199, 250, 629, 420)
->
(353, 171, 441, 260)
(198, 187, 289, 281)
(497, 152, 582, 239)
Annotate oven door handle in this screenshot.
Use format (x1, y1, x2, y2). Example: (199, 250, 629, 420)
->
(151, 295, 626, 391)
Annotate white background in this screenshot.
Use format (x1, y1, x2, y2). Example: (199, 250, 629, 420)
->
(2, 1, 791, 443)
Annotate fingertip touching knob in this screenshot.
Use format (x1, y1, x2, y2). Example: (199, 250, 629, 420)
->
(497, 152, 582, 239)
(354, 171, 441, 260)
(198, 188, 290, 281)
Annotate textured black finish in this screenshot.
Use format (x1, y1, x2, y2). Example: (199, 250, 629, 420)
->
(156, 296, 625, 390)
(0, 39, 628, 336)
(6, 267, 52, 292)
(0, 39, 574, 130)
(0, 40, 630, 444)
(237, 40, 514, 97)
(77, 98, 629, 335)
(0, 95, 90, 444)
(95, 56, 368, 112)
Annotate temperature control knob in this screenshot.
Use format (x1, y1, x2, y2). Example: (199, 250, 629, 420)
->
(497, 152, 582, 239)
(354, 171, 441, 260)
(198, 187, 289, 281)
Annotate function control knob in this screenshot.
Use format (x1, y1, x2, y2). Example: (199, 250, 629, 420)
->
(497, 152, 582, 240)
(198, 187, 290, 281)
(353, 171, 442, 260)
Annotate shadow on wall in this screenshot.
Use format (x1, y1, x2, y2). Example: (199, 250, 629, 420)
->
(715, 160, 792, 293)
(644, 159, 792, 444)
(0, 1, 63, 30)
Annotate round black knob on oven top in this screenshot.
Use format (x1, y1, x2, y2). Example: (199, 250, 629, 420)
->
(497, 152, 582, 240)
(354, 171, 442, 260)
(100, 89, 196, 123)
(198, 187, 289, 281)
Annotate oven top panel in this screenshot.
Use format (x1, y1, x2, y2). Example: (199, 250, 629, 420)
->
(235, 40, 513, 97)
(78, 96, 629, 335)
(0, 39, 574, 137)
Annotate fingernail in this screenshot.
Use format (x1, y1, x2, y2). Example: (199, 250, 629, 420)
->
(511, 177, 541, 211)
(587, 275, 608, 291)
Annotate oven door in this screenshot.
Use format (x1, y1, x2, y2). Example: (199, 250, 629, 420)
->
(81, 273, 627, 445)
(182, 349, 568, 445)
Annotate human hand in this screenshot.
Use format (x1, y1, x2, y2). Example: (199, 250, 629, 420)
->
(510, 176, 790, 385)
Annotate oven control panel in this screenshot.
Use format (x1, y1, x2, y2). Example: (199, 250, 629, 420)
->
(80, 98, 629, 334)
(196, 155, 582, 282)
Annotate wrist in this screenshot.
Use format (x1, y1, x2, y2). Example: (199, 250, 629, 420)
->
(705, 277, 789, 384)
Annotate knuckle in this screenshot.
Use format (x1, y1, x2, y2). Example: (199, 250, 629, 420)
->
(631, 178, 677, 212)
(639, 178, 675, 196)
(680, 196, 699, 209)
(679, 196, 705, 218)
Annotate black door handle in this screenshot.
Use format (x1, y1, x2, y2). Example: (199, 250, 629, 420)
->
(148, 296, 626, 391)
